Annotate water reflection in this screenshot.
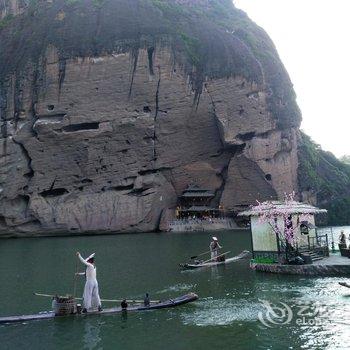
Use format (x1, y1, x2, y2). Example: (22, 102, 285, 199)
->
(121, 310, 128, 329)
(83, 320, 102, 350)
(210, 266, 219, 280)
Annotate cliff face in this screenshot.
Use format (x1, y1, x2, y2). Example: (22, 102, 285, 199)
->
(0, 0, 301, 236)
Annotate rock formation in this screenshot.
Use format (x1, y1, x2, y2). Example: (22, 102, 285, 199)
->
(0, 0, 303, 236)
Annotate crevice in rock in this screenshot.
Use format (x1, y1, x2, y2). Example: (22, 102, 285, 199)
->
(155, 208, 163, 232)
(128, 48, 139, 99)
(58, 56, 66, 97)
(18, 194, 32, 219)
(138, 167, 170, 175)
(40, 188, 69, 197)
(116, 148, 128, 154)
(48, 176, 57, 192)
(229, 143, 246, 154)
(13, 73, 23, 129)
(123, 176, 137, 181)
(62, 122, 100, 132)
(204, 82, 225, 154)
(0, 215, 6, 227)
(153, 65, 161, 162)
(0, 81, 8, 140)
(30, 64, 40, 118)
(213, 162, 229, 207)
(81, 178, 93, 184)
(130, 188, 154, 197)
(108, 184, 134, 191)
(192, 75, 203, 111)
(237, 131, 256, 141)
(12, 138, 34, 181)
(147, 47, 155, 76)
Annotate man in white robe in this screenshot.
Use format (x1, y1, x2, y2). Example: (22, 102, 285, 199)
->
(209, 236, 222, 260)
(76, 252, 102, 312)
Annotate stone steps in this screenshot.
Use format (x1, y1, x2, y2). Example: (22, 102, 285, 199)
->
(299, 250, 325, 262)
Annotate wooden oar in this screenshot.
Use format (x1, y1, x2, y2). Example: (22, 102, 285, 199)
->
(201, 251, 231, 264)
(33, 293, 160, 304)
(190, 250, 211, 259)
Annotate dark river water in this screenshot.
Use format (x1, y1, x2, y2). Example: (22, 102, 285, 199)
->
(1, 229, 350, 350)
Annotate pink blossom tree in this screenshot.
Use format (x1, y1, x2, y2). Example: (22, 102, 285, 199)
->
(254, 192, 311, 247)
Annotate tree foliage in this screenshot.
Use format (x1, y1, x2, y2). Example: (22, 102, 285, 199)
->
(298, 132, 350, 225)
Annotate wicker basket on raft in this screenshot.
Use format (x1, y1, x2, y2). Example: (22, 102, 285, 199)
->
(52, 296, 77, 316)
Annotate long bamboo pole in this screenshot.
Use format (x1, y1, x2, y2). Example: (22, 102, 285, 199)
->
(33, 293, 160, 304)
(201, 251, 231, 264)
(73, 259, 78, 299)
(190, 250, 211, 259)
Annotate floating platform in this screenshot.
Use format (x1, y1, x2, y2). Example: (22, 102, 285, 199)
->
(251, 254, 350, 276)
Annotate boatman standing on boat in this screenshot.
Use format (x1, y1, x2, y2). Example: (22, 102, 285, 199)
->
(339, 230, 346, 245)
(76, 252, 102, 313)
(210, 236, 222, 261)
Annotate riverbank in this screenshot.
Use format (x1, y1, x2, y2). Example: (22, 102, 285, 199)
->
(0, 226, 249, 239)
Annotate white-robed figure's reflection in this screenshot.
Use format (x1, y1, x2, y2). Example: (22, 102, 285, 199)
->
(83, 320, 102, 350)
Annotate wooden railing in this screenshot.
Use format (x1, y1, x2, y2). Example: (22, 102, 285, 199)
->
(307, 234, 329, 251)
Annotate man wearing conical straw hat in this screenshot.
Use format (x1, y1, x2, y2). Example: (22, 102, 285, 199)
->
(76, 252, 102, 313)
(209, 236, 222, 261)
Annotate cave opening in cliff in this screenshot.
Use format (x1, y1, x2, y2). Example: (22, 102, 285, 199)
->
(265, 174, 272, 181)
(0, 215, 6, 226)
(40, 188, 69, 197)
(81, 178, 93, 184)
(47, 105, 55, 111)
(62, 122, 100, 132)
(111, 184, 134, 191)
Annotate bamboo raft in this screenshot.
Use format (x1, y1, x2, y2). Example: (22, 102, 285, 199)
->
(0, 293, 198, 324)
(180, 250, 250, 269)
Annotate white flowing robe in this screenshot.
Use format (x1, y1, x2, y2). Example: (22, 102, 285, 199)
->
(210, 241, 222, 260)
(78, 254, 101, 310)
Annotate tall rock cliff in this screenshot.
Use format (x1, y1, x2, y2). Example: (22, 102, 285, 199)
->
(0, 0, 302, 236)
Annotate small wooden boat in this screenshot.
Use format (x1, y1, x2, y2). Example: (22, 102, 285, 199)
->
(180, 250, 250, 269)
(0, 293, 198, 324)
